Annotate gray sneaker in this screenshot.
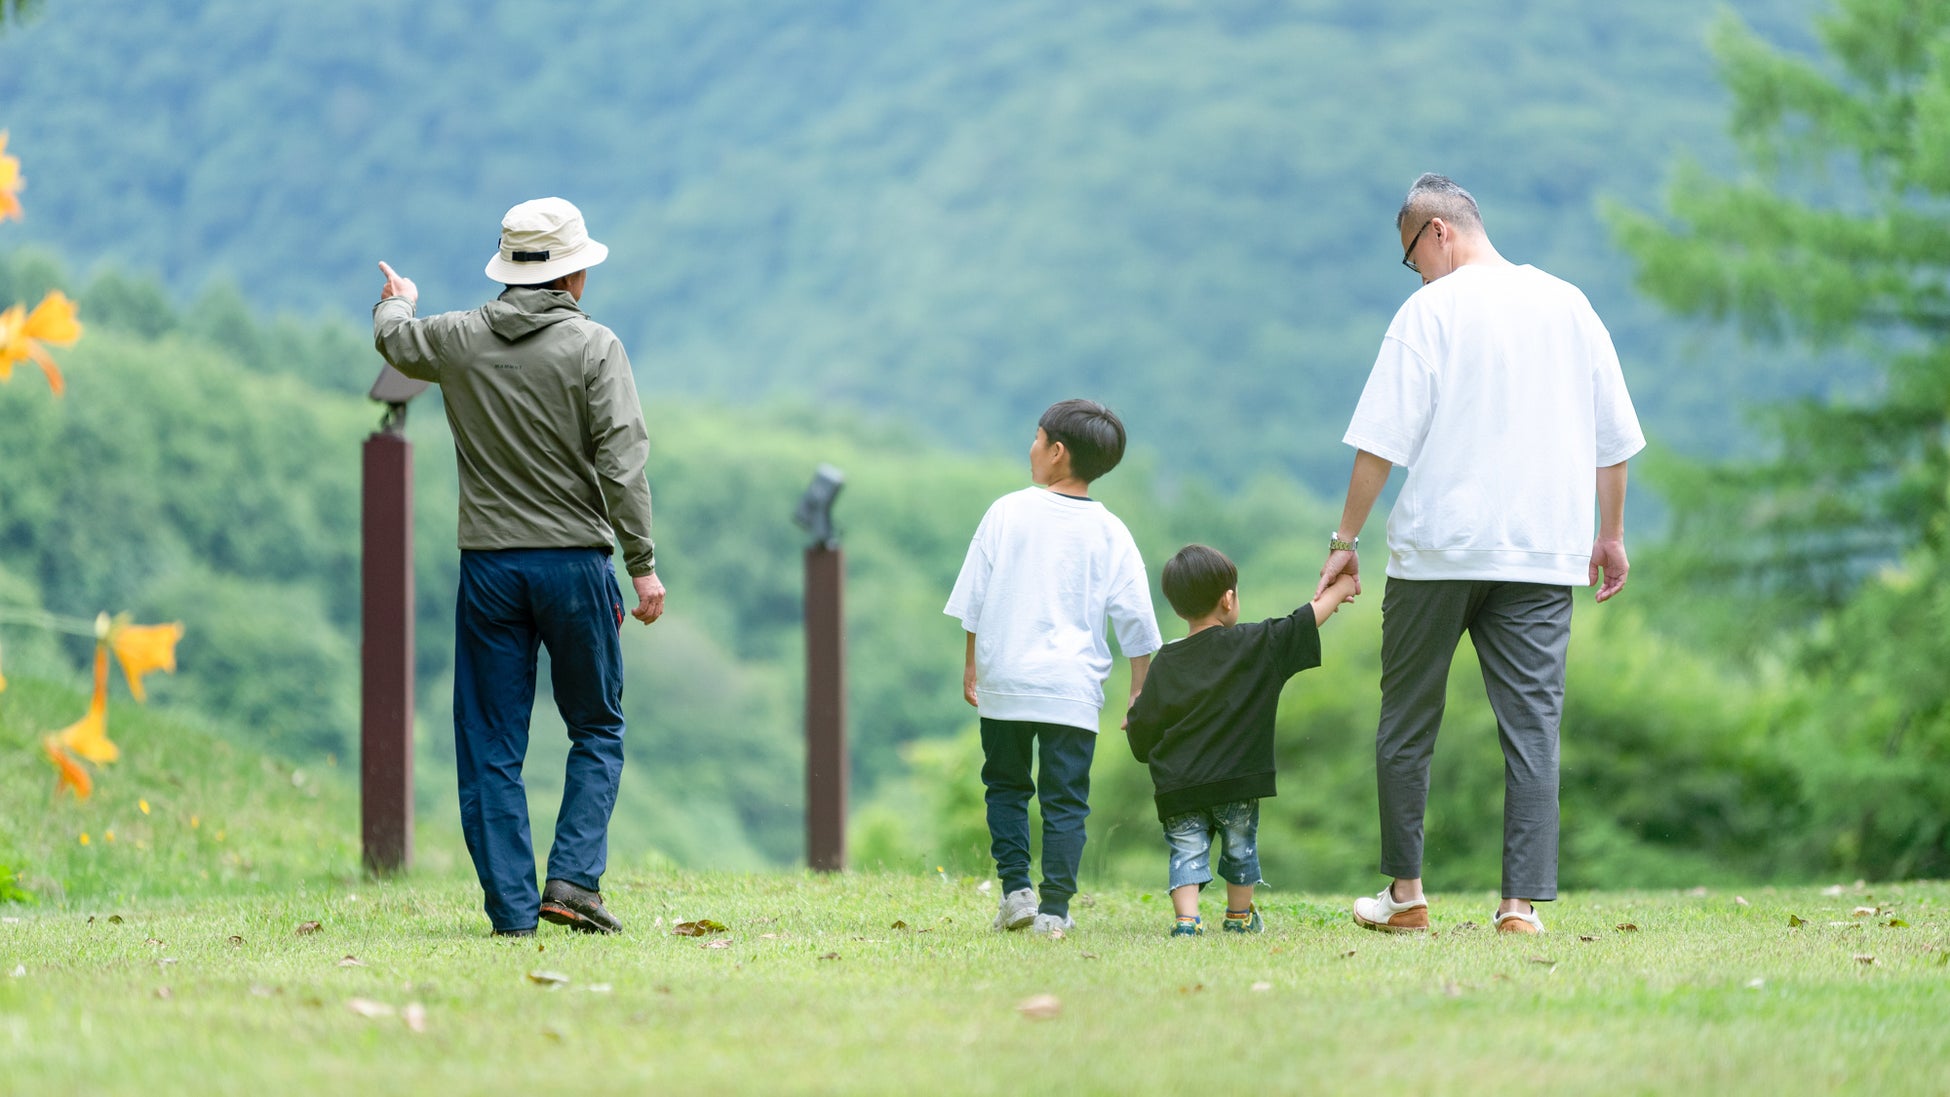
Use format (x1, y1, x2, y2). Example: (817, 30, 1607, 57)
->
(992, 887, 1038, 931)
(1031, 912, 1075, 936)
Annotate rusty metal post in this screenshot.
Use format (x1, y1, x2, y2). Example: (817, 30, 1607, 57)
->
(805, 544, 847, 872)
(361, 415, 414, 875)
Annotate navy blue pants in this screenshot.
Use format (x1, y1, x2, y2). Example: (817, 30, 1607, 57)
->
(980, 719, 1096, 918)
(454, 548, 627, 932)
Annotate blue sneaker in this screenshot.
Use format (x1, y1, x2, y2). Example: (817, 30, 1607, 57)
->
(1222, 905, 1264, 934)
(1170, 918, 1202, 937)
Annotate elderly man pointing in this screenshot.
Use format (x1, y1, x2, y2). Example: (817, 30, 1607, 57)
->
(1318, 174, 1643, 936)
(373, 197, 665, 937)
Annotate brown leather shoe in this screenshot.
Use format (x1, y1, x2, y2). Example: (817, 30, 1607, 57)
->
(1352, 886, 1431, 933)
(539, 878, 622, 935)
(1494, 908, 1544, 934)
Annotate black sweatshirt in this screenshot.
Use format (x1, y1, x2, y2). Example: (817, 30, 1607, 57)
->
(1124, 607, 1321, 821)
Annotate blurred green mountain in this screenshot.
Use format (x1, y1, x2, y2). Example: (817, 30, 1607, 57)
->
(0, 0, 1836, 484)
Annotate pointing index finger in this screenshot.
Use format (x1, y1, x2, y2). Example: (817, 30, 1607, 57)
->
(377, 261, 397, 280)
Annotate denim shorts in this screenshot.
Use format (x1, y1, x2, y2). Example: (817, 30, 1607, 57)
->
(1162, 799, 1262, 891)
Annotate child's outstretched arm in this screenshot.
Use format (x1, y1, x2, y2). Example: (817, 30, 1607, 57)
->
(1311, 573, 1359, 626)
(963, 631, 979, 707)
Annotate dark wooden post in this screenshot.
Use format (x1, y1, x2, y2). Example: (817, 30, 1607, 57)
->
(361, 411, 415, 875)
(805, 544, 847, 872)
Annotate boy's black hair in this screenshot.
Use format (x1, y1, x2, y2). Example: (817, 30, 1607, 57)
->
(1038, 399, 1127, 484)
(1161, 544, 1238, 620)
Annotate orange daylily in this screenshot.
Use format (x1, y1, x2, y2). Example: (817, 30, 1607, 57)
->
(42, 736, 92, 799)
(52, 645, 117, 764)
(0, 290, 81, 396)
(107, 618, 183, 702)
(0, 130, 21, 222)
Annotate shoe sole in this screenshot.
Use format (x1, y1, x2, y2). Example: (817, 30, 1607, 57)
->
(993, 910, 1036, 932)
(540, 901, 620, 935)
(1352, 911, 1430, 934)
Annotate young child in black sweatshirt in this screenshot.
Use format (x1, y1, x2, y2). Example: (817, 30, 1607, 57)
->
(1125, 544, 1358, 936)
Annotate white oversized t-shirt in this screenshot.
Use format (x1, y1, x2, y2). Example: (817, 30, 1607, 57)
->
(1344, 263, 1645, 585)
(944, 487, 1163, 733)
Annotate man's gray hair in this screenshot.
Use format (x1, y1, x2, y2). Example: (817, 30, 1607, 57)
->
(1396, 173, 1484, 232)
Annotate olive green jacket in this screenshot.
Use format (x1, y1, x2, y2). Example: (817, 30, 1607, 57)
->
(372, 287, 655, 576)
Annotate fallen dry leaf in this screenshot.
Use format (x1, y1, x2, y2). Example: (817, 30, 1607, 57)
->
(1016, 993, 1061, 1019)
(249, 985, 277, 998)
(585, 984, 613, 994)
(818, 952, 841, 961)
(296, 921, 322, 936)
(1179, 984, 1205, 994)
(227, 936, 244, 947)
(1529, 956, 1557, 967)
(1821, 884, 1845, 897)
(1340, 949, 1356, 958)
(107, 914, 124, 924)
(1886, 918, 1910, 928)
(1851, 906, 1877, 919)
(154, 987, 171, 1000)
(1788, 914, 1807, 927)
(9, 965, 24, 978)
(1079, 952, 1099, 960)
(1615, 923, 1638, 933)
(145, 938, 164, 947)
(526, 970, 570, 987)
(671, 919, 728, 937)
(1746, 978, 1765, 989)
(1046, 927, 1066, 941)
(402, 1002, 427, 1033)
(890, 920, 909, 930)
(1579, 935, 1596, 942)
(338, 956, 364, 968)
(1687, 886, 1709, 897)
(1250, 981, 1272, 992)
(699, 939, 732, 950)
(1734, 895, 1749, 906)
(347, 998, 394, 1018)
(1854, 954, 1877, 966)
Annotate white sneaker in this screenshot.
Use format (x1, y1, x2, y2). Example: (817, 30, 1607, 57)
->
(1031, 912, 1074, 936)
(992, 887, 1038, 931)
(1494, 907, 1545, 934)
(1352, 885, 1431, 933)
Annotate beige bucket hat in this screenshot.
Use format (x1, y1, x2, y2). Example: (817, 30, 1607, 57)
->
(483, 197, 609, 284)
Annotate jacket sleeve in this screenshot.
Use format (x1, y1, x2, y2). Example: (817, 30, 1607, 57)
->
(585, 332, 657, 576)
(371, 297, 467, 382)
(1125, 675, 1165, 764)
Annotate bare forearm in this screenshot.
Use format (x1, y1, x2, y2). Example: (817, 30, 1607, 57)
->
(1336, 450, 1393, 539)
(1126, 653, 1151, 698)
(1596, 461, 1628, 541)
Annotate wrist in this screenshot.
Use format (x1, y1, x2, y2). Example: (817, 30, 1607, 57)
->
(1329, 531, 1358, 553)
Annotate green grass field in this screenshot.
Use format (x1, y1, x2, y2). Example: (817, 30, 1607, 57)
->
(5, 678, 1949, 1095)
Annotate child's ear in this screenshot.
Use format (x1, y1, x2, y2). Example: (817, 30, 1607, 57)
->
(1222, 589, 1239, 614)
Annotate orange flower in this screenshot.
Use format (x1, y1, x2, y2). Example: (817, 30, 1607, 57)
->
(53, 645, 117, 764)
(0, 130, 21, 222)
(107, 618, 183, 702)
(0, 290, 81, 396)
(42, 736, 92, 799)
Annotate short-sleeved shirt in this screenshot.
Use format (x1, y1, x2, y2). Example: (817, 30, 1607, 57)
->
(1125, 609, 1321, 820)
(1343, 263, 1645, 585)
(944, 487, 1162, 732)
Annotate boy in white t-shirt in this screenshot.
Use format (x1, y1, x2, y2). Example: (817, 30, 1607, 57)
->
(945, 399, 1163, 936)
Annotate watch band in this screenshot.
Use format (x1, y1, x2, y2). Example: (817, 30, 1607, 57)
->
(1329, 532, 1358, 553)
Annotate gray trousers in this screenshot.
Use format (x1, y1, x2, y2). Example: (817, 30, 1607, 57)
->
(1376, 578, 1572, 900)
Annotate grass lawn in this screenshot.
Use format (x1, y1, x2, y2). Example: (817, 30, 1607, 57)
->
(5, 677, 1949, 1094)
(4, 872, 1948, 1096)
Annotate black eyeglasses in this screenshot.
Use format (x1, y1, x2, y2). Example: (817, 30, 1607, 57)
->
(1401, 218, 1433, 274)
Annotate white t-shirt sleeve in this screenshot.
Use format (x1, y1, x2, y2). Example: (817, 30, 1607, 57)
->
(943, 505, 996, 633)
(1586, 310, 1646, 467)
(1344, 303, 1437, 467)
(1104, 535, 1163, 657)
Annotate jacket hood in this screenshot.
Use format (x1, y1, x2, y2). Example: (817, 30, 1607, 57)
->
(484, 287, 585, 341)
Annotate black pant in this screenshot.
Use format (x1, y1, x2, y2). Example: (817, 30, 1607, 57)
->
(980, 719, 1096, 917)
